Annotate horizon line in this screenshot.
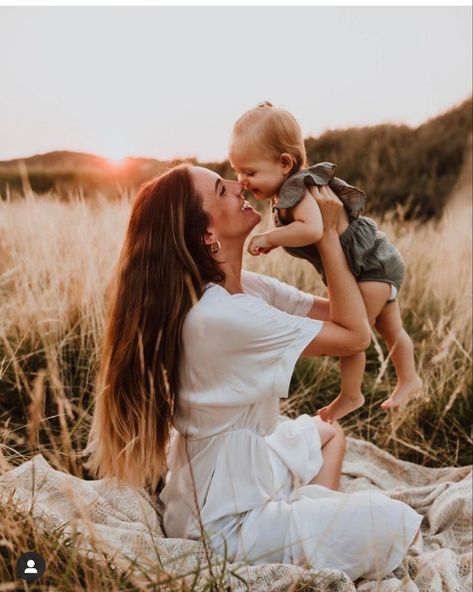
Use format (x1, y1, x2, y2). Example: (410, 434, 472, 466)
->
(1, 94, 471, 165)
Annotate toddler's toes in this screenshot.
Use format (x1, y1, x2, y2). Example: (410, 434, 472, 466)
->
(319, 393, 365, 422)
(318, 406, 331, 423)
(381, 376, 423, 410)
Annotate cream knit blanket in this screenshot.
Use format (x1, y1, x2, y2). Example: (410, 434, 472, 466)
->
(0, 438, 471, 591)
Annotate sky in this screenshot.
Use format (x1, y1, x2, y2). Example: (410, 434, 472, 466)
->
(0, 6, 471, 162)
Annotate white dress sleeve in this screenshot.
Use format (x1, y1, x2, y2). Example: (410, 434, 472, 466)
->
(241, 270, 315, 317)
(183, 285, 323, 404)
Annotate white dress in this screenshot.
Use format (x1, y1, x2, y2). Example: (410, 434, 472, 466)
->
(159, 271, 422, 581)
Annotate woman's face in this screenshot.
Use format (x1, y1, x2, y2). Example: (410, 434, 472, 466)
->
(190, 166, 261, 247)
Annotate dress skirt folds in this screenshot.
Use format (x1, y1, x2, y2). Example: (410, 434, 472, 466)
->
(159, 271, 423, 581)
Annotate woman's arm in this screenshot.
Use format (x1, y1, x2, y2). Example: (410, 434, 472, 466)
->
(306, 296, 331, 321)
(301, 186, 371, 358)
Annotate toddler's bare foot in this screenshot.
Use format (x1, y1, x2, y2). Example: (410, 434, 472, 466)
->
(319, 393, 365, 423)
(381, 376, 423, 410)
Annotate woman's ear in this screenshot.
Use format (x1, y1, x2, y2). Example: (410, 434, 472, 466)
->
(202, 229, 217, 247)
(279, 153, 295, 175)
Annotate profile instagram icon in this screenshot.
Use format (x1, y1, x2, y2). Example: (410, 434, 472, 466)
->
(15, 552, 46, 583)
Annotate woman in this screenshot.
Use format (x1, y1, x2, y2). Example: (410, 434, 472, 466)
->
(83, 164, 422, 581)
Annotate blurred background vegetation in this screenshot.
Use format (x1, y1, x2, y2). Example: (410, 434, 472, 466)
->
(1, 97, 471, 222)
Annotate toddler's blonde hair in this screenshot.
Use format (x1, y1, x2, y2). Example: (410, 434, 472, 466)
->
(232, 101, 307, 172)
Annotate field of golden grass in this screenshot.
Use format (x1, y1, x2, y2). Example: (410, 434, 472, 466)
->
(0, 180, 471, 589)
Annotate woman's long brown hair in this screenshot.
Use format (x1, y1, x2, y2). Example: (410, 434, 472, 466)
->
(83, 165, 223, 491)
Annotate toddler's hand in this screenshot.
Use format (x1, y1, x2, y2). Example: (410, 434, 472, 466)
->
(248, 233, 275, 256)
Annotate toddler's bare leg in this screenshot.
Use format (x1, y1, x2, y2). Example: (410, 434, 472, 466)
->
(311, 295, 365, 420)
(374, 301, 423, 409)
(319, 282, 391, 422)
(319, 353, 365, 422)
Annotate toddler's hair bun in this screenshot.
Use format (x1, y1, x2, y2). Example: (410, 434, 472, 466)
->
(257, 101, 273, 108)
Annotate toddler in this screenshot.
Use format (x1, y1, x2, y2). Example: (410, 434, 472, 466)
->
(228, 101, 423, 421)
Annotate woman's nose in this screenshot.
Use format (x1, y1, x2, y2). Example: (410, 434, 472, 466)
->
(232, 181, 244, 196)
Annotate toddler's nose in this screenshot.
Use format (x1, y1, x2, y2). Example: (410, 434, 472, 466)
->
(237, 173, 248, 186)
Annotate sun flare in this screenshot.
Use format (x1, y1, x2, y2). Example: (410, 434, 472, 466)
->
(100, 147, 130, 166)
(106, 156, 126, 167)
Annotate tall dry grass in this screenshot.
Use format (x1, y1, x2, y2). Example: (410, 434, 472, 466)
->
(0, 181, 471, 588)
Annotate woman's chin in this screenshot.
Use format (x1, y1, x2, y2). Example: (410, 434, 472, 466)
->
(246, 209, 261, 228)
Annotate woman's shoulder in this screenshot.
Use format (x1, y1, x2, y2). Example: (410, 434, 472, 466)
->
(243, 271, 315, 317)
(195, 272, 277, 308)
(186, 280, 264, 324)
(241, 270, 278, 305)
(183, 280, 281, 351)
(187, 272, 313, 324)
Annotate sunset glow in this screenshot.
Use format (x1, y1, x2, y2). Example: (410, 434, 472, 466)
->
(104, 154, 127, 167)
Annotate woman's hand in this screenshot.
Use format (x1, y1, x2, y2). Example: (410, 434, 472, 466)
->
(308, 185, 343, 240)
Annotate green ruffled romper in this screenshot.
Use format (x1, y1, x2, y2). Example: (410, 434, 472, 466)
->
(272, 162, 405, 303)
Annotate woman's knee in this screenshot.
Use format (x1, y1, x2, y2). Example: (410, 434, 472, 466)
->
(312, 416, 346, 447)
(312, 415, 336, 445)
(331, 420, 345, 436)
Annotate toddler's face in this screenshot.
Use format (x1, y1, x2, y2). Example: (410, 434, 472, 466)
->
(228, 136, 286, 200)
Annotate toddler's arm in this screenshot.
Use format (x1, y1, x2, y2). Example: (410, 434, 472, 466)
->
(267, 189, 323, 248)
(248, 190, 323, 255)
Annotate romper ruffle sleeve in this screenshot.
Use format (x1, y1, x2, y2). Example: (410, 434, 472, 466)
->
(276, 161, 366, 222)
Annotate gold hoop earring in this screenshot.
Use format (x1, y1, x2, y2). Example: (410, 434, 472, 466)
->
(210, 240, 221, 254)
